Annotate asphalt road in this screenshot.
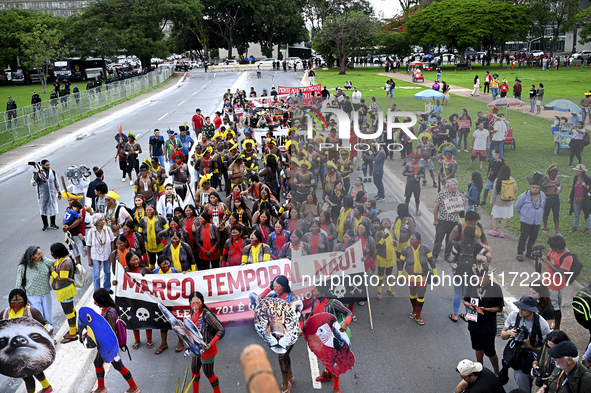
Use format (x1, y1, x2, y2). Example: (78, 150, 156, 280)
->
(0, 68, 518, 393)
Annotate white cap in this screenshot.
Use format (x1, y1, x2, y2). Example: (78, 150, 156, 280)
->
(456, 359, 483, 376)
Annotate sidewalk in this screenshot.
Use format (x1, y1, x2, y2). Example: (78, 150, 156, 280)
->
(375, 70, 589, 348)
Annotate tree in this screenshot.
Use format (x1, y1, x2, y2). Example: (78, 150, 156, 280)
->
(20, 24, 67, 93)
(202, 0, 256, 59)
(547, 0, 579, 54)
(253, 0, 308, 58)
(303, 0, 373, 40)
(378, 31, 411, 59)
(313, 11, 379, 74)
(577, 7, 591, 45)
(527, 1, 552, 52)
(404, 0, 529, 58)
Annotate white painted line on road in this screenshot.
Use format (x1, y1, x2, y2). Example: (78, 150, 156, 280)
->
(158, 113, 168, 121)
(307, 345, 322, 389)
(178, 100, 186, 106)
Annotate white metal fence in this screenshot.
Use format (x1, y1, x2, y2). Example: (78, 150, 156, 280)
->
(1, 65, 173, 148)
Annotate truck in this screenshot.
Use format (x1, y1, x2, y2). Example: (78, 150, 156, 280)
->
(53, 58, 106, 81)
(288, 47, 312, 60)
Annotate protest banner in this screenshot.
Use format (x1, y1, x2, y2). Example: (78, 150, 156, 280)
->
(114, 241, 365, 329)
(278, 84, 321, 98)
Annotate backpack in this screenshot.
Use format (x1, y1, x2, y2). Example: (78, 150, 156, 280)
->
(584, 132, 590, 147)
(561, 252, 583, 285)
(573, 284, 591, 330)
(452, 241, 477, 276)
(500, 178, 516, 201)
(107, 308, 131, 360)
(115, 203, 135, 224)
(73, 263, 89, 288)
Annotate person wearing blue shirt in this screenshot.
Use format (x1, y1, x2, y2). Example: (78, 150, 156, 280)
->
(149, 129, 166, 167)
(514, 174, 546, 262)
(178, 126, 194, 164)
(432, 100, 443, 117)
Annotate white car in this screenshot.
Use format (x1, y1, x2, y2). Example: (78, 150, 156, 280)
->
(223, 60, 239, 65)
(286, 57, 302, 68)
(571, 50, 591, 60)
(531, 50, 544, 57)
(255, 58, 277, 70)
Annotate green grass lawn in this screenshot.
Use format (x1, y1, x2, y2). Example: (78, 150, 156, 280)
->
(0, 83, 60, 109)
(316, 67, 591, 282)
(415, 64, 590, 100)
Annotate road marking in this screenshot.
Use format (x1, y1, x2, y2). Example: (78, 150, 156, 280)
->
(158, 113, 168, 121)
(178, 100, 186, 106)
(307, 345, 322, 389)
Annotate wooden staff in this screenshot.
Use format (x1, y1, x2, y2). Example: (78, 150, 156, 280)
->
(241, 344, 280, 393)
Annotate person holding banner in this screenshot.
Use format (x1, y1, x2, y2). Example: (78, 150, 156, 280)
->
(195, 212, 221, 270)
(259, 276, 301, 393)
(162, 231, 195, 272)
(356, 221, 377, 277)
(336, 196, 355, 242)
(307, 285, 354, 390)
(399, 232, 438, 325)
(91, 288, 140, 393)
(188, 291, 225, 393)
(375, 218, 398, 300)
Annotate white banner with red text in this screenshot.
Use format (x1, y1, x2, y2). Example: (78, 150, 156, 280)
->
(114, 241, 365, 329)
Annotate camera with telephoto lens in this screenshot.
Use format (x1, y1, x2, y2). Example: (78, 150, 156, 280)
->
(28, 161, 47, 181)
(532, 244, 546, 274)
(509, 325, 529, 343)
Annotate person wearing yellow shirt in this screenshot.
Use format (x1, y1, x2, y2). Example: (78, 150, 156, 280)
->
(490, 76, 500, 100)
(242, 230, 272, 264)
(137, 205, 169, 269)
(49, 242, 78, 343)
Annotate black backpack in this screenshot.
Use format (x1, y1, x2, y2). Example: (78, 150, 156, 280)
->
(453, 241, 476, 276)
(561, 252, 583, 285)
(572, 284, 591, 330)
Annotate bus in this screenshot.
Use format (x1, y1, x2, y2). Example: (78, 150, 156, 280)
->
(53, 58, 105, 81)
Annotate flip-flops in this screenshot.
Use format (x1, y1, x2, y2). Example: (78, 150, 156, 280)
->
(155, 345, 168, 354)
(387, 290, 397, 297)
(376, 294, 383, 300)
(60, 335, 77, 344)
(147, 341, 155, 349)
(132, 341, 140, 350)
(448, 314, 458, 323)
(175, 343, 184, 352)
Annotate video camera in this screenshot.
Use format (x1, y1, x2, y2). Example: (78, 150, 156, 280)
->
(533, 360, 555, 388)
(532, 244, 546, 274)
(28, 161, 47, 181)
(64, 165, 91, 181)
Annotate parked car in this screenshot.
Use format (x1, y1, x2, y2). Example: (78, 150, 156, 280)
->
(286, 57, 302, 68)
(570, 50, 591, 60)
(0, 69, 9, 85)
(531, 50, 544, 57)
(255, 58, 277, 70)
(223, 60, 239, 66)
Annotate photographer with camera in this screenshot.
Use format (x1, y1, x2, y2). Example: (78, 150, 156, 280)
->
(536, 341, 591, 393)
(530, 330, 570, 393)
(30, 160, 62, 231)
(501, 295, 551, 392)
(540, 235, 575, 331)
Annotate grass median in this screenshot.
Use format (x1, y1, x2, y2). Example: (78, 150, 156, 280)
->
(316, 67, 591, 282)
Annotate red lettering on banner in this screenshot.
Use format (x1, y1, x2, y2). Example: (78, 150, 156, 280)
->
(268, 265, 281, 281)
(227, 271, 244, 294)
(349, 247, 357, 269)
(327, 257, 339, 275)
(339, 253, 351, 271)
(203, 274, 215, 296)
(167, 279, 181, 300)
(256, 267, 270, 289)
(152, 279, 166, 300)
(122, 272, 139, 291)
(244, 269, 256, 290)
(283, 264, 294, 282)
(140, 279, 150, 294)
(216, 273, 228, 296)
(182, 278, 195, 298)
(314, 259, 328, 277)
(292, 261, 301, 283)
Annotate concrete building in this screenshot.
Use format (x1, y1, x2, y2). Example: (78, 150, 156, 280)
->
(0, 0, 91, 17)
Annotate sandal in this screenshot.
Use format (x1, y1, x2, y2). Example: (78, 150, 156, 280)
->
(60, 335, 77, 344)
(409, 312, 416, 319)
(132, 341, 140, 350)
(415, 317, 425, 325)
(376, 294, 383, 300)
(316, 370, 333, 382)
(542, 227, 549, 234)
(38, 388, 54, 393)
(155, 345, 168, 354)
(282, 383, 291, 393)
(63, 330, 78, 339)
(387, 290, 397, 297)
(459, 314, 466, 322)
(358, 301, 365, 306)
(448, 314, 458, 323)
(175, 343, 184, 352)
(147, 341, 155, 349)
(91, 388, 107, 393)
